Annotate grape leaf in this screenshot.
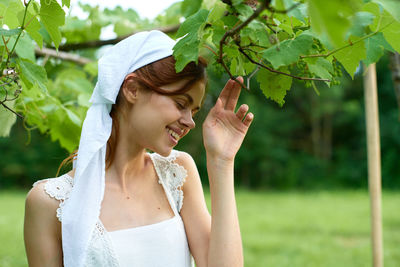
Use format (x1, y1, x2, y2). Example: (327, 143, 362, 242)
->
(305, 57, 333, 86)
(174, 9, 209, 72)
(262, 33, 313, 69)
(334, 37, 366, 79)
(17, 58, 48, 91)
(275, 0, 306, 22)
(364, 32, 394, 66)
(0, 0, 24, 28)
(21, 6, 43, 48)
(307, 0, 362, 48)
(181, 0, 202, 18)
(0, 28, 21, 36)
(39, 0, 65, 48)
(364, 2, 400, 53)
(256, 67, 293, 106)
(0, 100, 17, 137)
(12, 34, 35, 62)
(176, 9, 209, 38)
(348, 11, 375, 37)
(372, 0, 400, 22)
(62, 0, 70, 8)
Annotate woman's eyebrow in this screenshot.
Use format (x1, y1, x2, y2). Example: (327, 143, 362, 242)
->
(182, 93, 193, 104)
(182, 93, 201, 111)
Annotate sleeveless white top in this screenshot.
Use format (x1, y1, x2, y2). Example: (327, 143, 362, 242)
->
(33, 150, 194, 267)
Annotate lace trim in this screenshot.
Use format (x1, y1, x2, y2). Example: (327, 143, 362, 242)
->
(33, 174, 74, 222)
(151, 150, 188, 212)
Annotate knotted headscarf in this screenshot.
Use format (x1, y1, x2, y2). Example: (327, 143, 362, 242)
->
(61, 30, 177, 267)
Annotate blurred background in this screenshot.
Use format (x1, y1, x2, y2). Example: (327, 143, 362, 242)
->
(0, 1, 399, 266)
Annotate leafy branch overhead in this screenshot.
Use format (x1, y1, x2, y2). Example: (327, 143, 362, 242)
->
(0, 0, 400, 152)
(173, 0, 400, 105)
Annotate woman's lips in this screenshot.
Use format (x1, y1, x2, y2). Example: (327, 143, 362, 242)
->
(166, 127, 179, 145)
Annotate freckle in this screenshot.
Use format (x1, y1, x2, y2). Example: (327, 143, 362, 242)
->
(157, 207, 161, 210)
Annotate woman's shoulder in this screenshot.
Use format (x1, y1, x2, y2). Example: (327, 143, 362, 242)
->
(27, 172, 75, 222)
(150, 149, 196, 169)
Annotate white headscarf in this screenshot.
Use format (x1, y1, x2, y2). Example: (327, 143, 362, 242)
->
(61, 30, 177, 267)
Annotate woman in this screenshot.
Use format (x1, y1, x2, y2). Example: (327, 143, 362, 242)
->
(24, 30, 253, 267)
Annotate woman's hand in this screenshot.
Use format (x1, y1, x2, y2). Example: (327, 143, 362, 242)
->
(203, 77, 254, 161)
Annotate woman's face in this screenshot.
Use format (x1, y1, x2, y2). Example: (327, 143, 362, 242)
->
(126, 78, 206, 156)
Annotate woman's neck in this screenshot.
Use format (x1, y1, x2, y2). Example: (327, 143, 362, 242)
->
(106, 131, 150, 191)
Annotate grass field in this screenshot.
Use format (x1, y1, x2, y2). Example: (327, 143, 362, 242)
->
(0, 189, 399, 266)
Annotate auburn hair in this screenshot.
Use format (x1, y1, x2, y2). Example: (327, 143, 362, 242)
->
(57, 56, 207, 176)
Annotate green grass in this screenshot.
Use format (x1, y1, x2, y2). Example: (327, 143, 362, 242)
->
(1, 190, 399, 266)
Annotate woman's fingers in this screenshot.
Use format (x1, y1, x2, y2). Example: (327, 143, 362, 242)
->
(225, 77, 243, 111)
(218, 77, 243, 111)
(218, 79, 235, 108)
(236, 104, 249, 121)
(243, 112, 254, 127)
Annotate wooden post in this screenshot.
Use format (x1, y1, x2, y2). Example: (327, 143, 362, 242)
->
(363, 63, 383, 267)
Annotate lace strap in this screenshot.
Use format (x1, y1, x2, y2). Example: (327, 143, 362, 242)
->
(150, 150, 188, 213)
(33, 174, 74, 222)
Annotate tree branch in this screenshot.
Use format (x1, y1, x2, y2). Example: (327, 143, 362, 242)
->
(35, 47, 93, 65)
(238, 46, 331, 82)
(1, 102, 24, 119)
(219, 1, 269, 89)
(58, 24, 180, 51)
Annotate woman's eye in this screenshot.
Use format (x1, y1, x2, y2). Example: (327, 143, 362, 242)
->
(175, 101, 185, 109)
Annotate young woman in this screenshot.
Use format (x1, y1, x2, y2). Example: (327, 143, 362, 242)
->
(24, 30, 253, 267)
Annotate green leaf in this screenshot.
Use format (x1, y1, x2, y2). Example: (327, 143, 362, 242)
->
(181, 0, 202, 18)
(174, 9, 209, 72)
(0, 100, 17, 137)
(256, 67, 292, 106)
(363, 32, 394, 65)
(372, 0, 400, 22)
(17, 58, 48, 91)
(348, 11, 375, 37)
(334, 37, 366, 79)
(364, 2, 400, 53)
(176, 8, 209, 38)
(305, 57, 333, 86)
(173, 34, 200, 73)
(0, 0, 24, 28)
(39, 0, 65, 48)
(62, 0, 70, 8)
(207, 1, 227, 22)
(307, 0, 362, 48)
(11, 34, 35, 62)
(0, 28, 21, 36)
(275, 0, 306, 22)
(262, 33, 313, 69)
(21, 6, 43, 48)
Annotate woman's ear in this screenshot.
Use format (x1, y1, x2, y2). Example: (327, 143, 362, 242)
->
(122, 74, 139, 104)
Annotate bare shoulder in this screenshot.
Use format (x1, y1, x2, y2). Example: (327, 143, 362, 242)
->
(26, 181, 60, 216)
(173, 150, 197, 172)
(25, 179, 64, 266)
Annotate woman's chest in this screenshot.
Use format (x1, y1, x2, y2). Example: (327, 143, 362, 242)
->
(99, 178, 175, 232)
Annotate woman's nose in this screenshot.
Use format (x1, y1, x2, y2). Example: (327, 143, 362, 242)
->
(179, 110, 195, 129)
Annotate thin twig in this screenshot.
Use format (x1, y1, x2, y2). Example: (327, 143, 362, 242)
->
(219, 1, 269, 89)
(301, 20, 394, 59)
(238, 46, 330, 82)
(1, 102, 24, 118)
(6, 0, 32, 67)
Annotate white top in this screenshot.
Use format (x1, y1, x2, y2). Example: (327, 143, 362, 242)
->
(33, 150, 194, 267)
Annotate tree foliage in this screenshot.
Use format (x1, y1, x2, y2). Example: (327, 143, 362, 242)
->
(0, 0, 399, 155)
